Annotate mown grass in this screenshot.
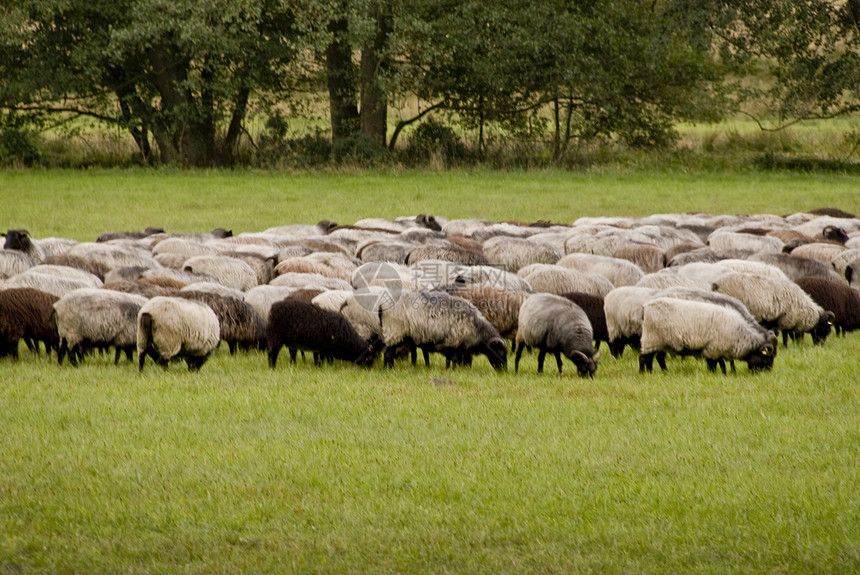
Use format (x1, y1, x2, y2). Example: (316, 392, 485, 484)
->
(1, 168, 860, 573)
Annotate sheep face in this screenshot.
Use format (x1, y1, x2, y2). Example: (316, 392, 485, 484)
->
(480, 337, 508, 371)
(744, 341, 776, 372)
(568, 349, 598, 378)
(810, 311, 835, 345)
(3, 229, 32, 252)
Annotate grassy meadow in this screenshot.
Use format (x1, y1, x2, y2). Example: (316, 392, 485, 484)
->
(1, 168, 860, 574)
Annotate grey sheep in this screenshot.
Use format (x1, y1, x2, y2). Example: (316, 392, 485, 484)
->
(514, 293, 598, 377)
(379, 290, 507, 370)
(406, 243, 488, 266)
(54, 288, 149, 366)
(749, 252, 846, 284)
(639, 297, 777, 374)
(0, 287, 59, 359)
(182, 255, 258, 291)
(137, 296, 221, 371)
(482, 236, 563, 272)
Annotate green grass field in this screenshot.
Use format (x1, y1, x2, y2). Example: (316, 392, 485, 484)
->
(2, 168, 859, 574)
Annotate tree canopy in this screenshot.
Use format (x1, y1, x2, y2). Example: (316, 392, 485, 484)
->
(1, 0, 858, 166)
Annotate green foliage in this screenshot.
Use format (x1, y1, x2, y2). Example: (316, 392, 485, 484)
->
(401, 119, 468, 166)
(0, 120, 40, 167)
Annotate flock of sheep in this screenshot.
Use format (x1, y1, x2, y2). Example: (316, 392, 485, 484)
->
(1, 206, 859, 376)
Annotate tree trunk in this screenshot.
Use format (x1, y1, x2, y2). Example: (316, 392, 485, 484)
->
(326, 17, 359, 144)
(147, 42, 217, 167)
(224, 85, 250, 165)
(360, 6, 391, 147)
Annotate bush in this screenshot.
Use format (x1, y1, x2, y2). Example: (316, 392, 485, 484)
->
(401, 119, 469, 167)
(0, 125, 40, 167)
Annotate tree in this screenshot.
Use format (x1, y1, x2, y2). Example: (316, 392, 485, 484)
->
(0, 0, 299, 166)
(712, 0, 860, 130)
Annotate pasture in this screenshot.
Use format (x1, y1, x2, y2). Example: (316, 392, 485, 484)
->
(2, 168, 860, 574)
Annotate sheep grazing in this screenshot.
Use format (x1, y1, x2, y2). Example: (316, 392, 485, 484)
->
(712, 272, 834, 345)
(96, 227, 165, 242)
(0, 287, 60, 359)
(102, 279, 181, 298)
(795, 277, 860, 336)
(514, 293, 598, 377)
(748, 252, 846, 284)
(137, 297, 221, 371)
(603, 286, 662, 358)
(519, 263, 614, 298)
(4, 268, 103, 298)
(379, 290, 508, 370)
(449, 284, 528, 345)
(182, 255, 258, 291)
(54, 288, 149, 366)
(42, 254, 110, 281)
(639, 297, 777, 374)
(266, 299, 375, 368)
(559, 292, 609, 353)
(179, 290, 266, 354)
(556, 253, 645, 287)
(406, 243, 488, 266)
(482, 236, 562, 272)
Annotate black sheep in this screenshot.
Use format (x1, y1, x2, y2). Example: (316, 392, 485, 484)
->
(0, 287, 59, 359)
(795, 277, 860, 335)
(560, 292, 609, 353)
(266, 299, 375, 368)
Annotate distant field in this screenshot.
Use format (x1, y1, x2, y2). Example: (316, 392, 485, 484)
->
(1, 168, 859, 574)
(3, 168, 860, 240)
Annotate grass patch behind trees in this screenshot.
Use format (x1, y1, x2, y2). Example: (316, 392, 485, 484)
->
(1, 169, 859, 573)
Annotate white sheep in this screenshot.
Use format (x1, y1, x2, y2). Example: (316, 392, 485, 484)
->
(519, 263, 614, 298)
(137, 296, 221, 371)
(712, 271, 835, 345)
(639, 297, 777, 374)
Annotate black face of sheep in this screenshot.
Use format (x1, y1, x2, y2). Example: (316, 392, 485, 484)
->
(3, 229, 32, 252)
(569, 349, 598, 378)
(822, 225, 849, 245)
(810, 311, 835, 345)
(480, 337, 508, 371)
(744, 342, 776, 372)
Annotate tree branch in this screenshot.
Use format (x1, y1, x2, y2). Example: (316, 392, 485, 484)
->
(387, 100, 447, 151)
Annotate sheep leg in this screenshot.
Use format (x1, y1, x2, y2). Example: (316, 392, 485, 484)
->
(228, 341, 237, 355)
(267, 346, 280, 369)
(537, 349, 546, 373)
(514, 342, 526, 373)
(114, 347, 122, 365)
(289, 348, 298, 363)
(555, 352, 563, 374)
(57, 339, 67, 365)
(639, 353, 654, 373)
(422, 347, 431, 367)
(656, 351, 667, 371)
